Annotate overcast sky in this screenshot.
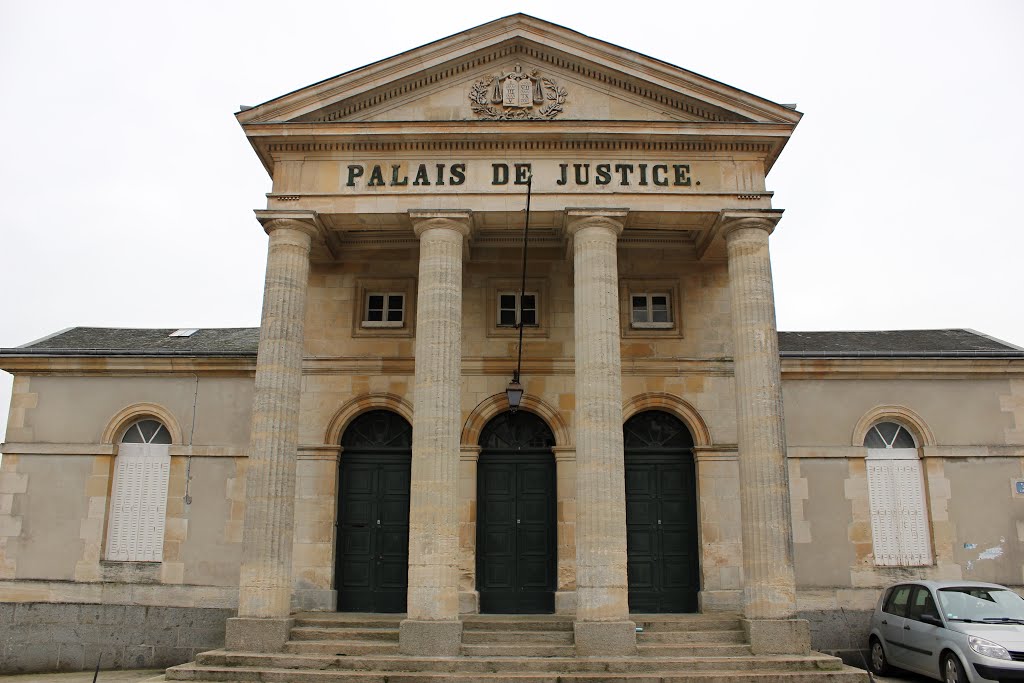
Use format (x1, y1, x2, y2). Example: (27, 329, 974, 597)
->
(1, 0, 1022, 441)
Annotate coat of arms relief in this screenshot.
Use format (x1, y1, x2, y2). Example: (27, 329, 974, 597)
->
(469, 64, 568, 120)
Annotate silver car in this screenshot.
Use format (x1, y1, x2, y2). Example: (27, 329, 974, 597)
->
(868, 580, 1024, 682)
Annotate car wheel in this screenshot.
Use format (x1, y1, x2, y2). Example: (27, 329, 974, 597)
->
(869, 637, 893, 676)
(942, 652, 967, 683)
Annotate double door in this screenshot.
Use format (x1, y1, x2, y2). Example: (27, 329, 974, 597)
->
(335, 456, 410, 612)
(477, 457, 556, 613)
(625, 457, 699, 612)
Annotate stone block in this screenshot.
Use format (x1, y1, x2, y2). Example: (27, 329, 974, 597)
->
(573, 620, 637, 656)
(125, 644, 155, 668)
(225, 616, 293, 652)
(15, 601, 78, 624)
(0, 603, 14, 624)
(555, 590, 576, 614)
(742, 618, 811, 655)
(2, 642, 59, 674)
(55, 643, 86, 672)
(458, 590, 479, 614)
(399, 619, 462, 656)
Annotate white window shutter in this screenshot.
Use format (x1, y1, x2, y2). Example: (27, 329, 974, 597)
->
(867, 449, 932, 566)
(106, 442, 170, 562)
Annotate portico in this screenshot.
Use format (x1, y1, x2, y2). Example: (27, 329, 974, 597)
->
(221, 13, 811, 657)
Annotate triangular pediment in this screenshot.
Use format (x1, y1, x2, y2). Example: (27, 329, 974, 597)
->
(238, 15, 800, 127)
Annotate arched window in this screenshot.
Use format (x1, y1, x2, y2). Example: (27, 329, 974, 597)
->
(106, 419, 172, 562)
(865, 421, 932, 567)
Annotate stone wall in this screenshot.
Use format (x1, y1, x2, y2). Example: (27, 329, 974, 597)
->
(0, 602, 232, 674)
(799, 608, 872, 667)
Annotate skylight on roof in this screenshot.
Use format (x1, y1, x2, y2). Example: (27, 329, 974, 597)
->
(169, 329, 199, 337)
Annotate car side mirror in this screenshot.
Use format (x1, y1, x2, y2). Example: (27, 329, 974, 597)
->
(920, 614, 943, 627)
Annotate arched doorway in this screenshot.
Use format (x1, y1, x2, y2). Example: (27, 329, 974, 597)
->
(624, 410, 699, 613)
(335, 410, 412, 612)
(476, 411, 556, 613)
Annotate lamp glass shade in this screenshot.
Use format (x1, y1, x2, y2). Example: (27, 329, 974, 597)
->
(506, 379, 524, 412)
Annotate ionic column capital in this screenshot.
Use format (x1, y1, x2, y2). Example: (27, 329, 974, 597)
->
(409, 210, 472, 238)
(254, 210, 324, 240)
(565, 208, 629, 237)
(719, 210, 784, 241)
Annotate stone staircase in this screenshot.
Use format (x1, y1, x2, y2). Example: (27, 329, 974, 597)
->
(166, 612, 869, 682)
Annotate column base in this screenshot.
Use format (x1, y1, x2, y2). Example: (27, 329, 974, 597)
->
(555, 590, 577, 614)
(399, 619, 463, 656)
(224, 616, 294, 652)
(742, 618, 811, 655)
(573, 620, 637, 656)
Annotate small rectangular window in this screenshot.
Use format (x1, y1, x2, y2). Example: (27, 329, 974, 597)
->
(631, 293, 673, 328)
(497, 292, 538, 327)
(363, 292, 404, 328)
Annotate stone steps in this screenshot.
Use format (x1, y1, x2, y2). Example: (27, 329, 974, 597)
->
(166, 663, 869, 682)
(284, 640, 401, 656)
(638, 630, 746, 644)
(186, 650, 847, 674)
(165, 612, 868, 682)
(290, 626, 400, 641)
(462, 629, 574, 644)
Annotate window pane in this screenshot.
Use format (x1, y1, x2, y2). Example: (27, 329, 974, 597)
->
(122, 423, 145, 443)
(892, 427, 916, 448)
(386, 308, 403, 322)
(651, 296, 670, 323)
(500, 294, 516, 309)
(876, 422, 900, 446)
(884, 586, 912, 617)
(521, 294, 536, 310)
(632, 295, 648, 323)
(864, 427, 886, 448)
(499, 309, 516, 326)
(387, 294, 403, 310)
(151, 424, 172, 445)
(521, 309, 537, 326)
(366, 295, 384, 322)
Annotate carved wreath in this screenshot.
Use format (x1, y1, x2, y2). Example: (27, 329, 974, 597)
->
(469, 78, 568, 120)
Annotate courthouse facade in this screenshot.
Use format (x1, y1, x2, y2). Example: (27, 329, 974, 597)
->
(2, 14, 1024, 669)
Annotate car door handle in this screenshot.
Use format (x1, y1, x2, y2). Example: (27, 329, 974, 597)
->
(904, 624, 911, 630)
(881, 619, 887, 625)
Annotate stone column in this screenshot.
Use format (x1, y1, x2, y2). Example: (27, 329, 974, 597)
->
(567, 209, 636, 655)
(722, 210, 809, 655)
(226, 215, 318, 652)
(400, 210, 471, 656)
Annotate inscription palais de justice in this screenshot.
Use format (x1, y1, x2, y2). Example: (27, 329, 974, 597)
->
(342, 162, 697, 188)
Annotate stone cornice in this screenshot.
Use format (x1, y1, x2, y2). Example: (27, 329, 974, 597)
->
(781, 356, 1024, 379)
(0, 356, 256, 375)
(5, 354, 1018, 379)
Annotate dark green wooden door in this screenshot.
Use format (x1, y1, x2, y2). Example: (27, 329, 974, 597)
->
(477, 412, 556, 614)
(624, 410, 699, 613)
(336, 410, 411, 613)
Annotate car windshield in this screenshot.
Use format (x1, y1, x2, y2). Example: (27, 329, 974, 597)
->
(938, 587, 1024, 622)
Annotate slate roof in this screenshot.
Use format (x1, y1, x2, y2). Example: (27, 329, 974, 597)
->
(2, 327, 1022, 358)
(777, 329, 1024, 358)
(2, 327, 260, 356)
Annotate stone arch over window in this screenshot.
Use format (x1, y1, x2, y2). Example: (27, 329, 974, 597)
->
(622, 393, 713, 448)
(102, 402, 183, 445)
(858, 408, 934, 567)
(324, 393, 414, 446)
(462, 393, 571, 449)
(851, 405, 935, 448)
(106, 416, 173, 562)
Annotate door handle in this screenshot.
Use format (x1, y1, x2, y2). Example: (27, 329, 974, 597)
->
(881, 620, 887, 625)
(904, 624, 911, 630)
